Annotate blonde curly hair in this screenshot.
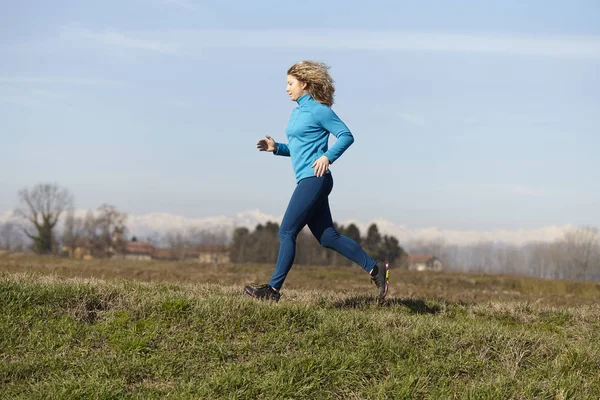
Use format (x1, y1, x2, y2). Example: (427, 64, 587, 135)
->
(287, 60, 335, 107)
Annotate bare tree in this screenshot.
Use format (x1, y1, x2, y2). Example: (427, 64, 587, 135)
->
(164, 230, 189, 260)
(187, 227, 229, 247)
(60, 206, 128, 258)
(94, 204, 128, 257)
(405, 229, 600, 282)
(80, 210, 97, 254)
(560, 226, 600, 280)
(16, 183, 73, 254)
(61, 211, 85, 256)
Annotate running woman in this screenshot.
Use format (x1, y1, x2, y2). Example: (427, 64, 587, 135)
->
(244, 61, 389, 302)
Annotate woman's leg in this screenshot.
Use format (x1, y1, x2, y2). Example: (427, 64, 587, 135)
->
(268, 175, 333, 290)
(307, 189, 377, 273)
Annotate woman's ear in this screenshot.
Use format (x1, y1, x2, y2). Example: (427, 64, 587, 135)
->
(301, 81, 308, 90)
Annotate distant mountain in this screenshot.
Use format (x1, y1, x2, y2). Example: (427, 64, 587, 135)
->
(124, 209, 279, 239)
(0, 209, 572, 246)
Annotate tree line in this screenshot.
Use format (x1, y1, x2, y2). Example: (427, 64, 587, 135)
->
(408, 226, 600, 282)
(2, 182, 599, 282)
(0, 183, 128, 257)
(229, 222, 407, 266)
(0, 183, 229, 257)
(61, 204, 128, 258)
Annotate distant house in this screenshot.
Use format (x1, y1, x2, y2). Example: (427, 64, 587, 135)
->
(123, 241, 154, 261)
(406, 254, 443, 271)
(151, 248, 184, 261)
(61, 245, 93, 260)
(121, 241, 229, 264)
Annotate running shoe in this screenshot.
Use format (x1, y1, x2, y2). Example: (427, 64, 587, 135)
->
(244, 283, 281, 302)
(370, 261, 390, 301)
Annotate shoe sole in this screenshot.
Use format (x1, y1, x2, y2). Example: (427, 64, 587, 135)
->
(244, 286, 280, 302)
(380, 263, 389, 301)
(244, 286, 258, 299)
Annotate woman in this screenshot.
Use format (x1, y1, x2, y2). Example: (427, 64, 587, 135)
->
(244, 61, 389, 302)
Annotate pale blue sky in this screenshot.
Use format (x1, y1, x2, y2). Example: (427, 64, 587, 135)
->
(1, 0, 599, 231)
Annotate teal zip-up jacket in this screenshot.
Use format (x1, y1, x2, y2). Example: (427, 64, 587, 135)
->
(274, 94, 354, 183)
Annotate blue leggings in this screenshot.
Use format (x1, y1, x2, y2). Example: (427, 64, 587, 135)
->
(268, 173, 377, 289)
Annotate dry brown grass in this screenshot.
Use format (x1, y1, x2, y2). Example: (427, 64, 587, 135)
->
(1, 253, 599, 307)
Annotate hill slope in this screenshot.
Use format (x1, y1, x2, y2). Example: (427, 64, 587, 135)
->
(1, 269, 599, 399)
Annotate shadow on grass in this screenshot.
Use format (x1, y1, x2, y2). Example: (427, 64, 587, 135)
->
(332, 295, 443, 314)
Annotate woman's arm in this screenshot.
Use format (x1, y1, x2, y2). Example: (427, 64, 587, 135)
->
(257, 135, 290, 157)
(273, 142, 290, 157)
(313, 106, 354, 163)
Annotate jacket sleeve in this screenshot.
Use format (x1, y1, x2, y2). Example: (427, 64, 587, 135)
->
(313, 106, 354, 164)
(273, 142, 290, 157)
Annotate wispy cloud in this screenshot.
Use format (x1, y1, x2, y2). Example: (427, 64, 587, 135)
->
(486, 184, 549, 197)
(175, 29, 600, 59)
(58, 26, 178, 54)
(15, 28, 600, 59)
(463, 116, 481, 124)
(0, 94, 39, 107)
(0, 77, 121, 85)
(161, 0, 197, 10)
(166, 99, 192, 108)
(463, 112, 561, 126)
(0, 88, 69, 107)
(398, 113, 425, 126)
(29, 89, 68, 100)
(0, 77, 121, 107)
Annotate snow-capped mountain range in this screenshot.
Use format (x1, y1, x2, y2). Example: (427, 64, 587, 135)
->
(0, 209, 573, 246)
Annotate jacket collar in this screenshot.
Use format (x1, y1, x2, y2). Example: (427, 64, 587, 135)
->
(296, 93, 312, 106)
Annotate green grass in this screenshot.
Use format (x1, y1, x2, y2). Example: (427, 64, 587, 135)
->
(1, 268, 600, 399)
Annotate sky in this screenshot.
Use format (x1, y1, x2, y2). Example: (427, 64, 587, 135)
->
(1, 0, 599, 237)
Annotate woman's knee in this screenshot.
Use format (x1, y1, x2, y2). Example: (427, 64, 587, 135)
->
(319, 228, 340, 248)
(279, 229, 297, 242)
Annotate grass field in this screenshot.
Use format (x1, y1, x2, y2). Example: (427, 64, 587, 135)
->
(1, 254, 600, 399)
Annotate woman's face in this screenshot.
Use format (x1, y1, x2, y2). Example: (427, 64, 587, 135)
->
(286, 75, 307, 101)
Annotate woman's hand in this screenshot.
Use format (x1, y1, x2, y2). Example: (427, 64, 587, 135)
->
(256, 135, 277, 152)
(311, 156, 330, 177)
